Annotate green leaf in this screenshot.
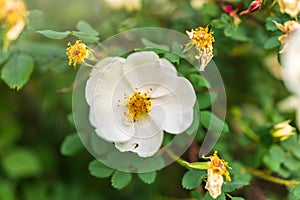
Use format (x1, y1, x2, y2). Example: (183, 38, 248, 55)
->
(67, 113, 75, 127)
(283, 155, 300, 171)
(200, 111, 229, 132)
(163, 52, 180, 64)
(263, 154, 280, 172)
(111, 171, 132, 189)
(138, 171, 157, 184)
(197, 92, 217, 109)
(278, 166, 291, 178)
(211, 19, 227, 28)
(204, 192, 225, 200)
(134, 47, 168, 54)
(221, 13, 232, 23)
(72, 31, 99, 43)
(2, 149, 42, 178)
(141, 38, 170, 51)
(292, 185, 300, 197)
(264, 35, 281, 49)
(222, 181, 249, 192)
(224, 26, 234, 37)
(292, 145, 300, 160)
(0, 50, 11, 65)
(269, 145, 285, 163)
(182, 170, 205, 190)
(28, 10, 45, 30)
(88, 160, 114, 178)
(282, 135, 298, 151)
(1, 54, 34, 90)
(265, 17, 281, 31)
(191, 190, 204, 199)
(185, 104, 200, 135)
(230, 27, 249, 42)
(60, 133, 84, 156)
(76, 20, 99, 36)
(289, 185, 300, 200)
(189, 73, 211, 88)
(37, 30, 71, 40)
(0, 180, 16, 200)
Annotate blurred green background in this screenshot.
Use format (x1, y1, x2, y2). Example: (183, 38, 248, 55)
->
(1, 0, 297, 199)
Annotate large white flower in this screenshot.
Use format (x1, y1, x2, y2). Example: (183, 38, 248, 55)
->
(85, 51, 196, 157)
(281, 29, 300, 130)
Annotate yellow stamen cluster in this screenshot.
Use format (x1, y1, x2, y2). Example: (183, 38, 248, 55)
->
(209, 151, 231, 182)
(66, 40, 88, 67)
(125, 91, 152, 122)
(185, 26, 215, 71)
(189, 27, 215, 50)
(0, 0, 28, 50)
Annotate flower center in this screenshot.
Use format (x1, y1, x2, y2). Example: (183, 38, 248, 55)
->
(192, 27, 215, 49)
(125, 91, 152, 122)
(66, 40, 88, 67)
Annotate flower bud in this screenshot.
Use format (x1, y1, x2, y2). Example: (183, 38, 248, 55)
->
(240, 0, 262, 15)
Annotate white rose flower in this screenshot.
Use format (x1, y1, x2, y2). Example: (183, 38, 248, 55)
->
(281, 29, 300, 130)
(85, 51, 196, 157)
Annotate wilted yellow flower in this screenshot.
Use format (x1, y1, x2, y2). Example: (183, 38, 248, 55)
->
(278, 0, 300, 18)
(271, 120, 296, 141)
(0, 0, 28, 51)
(205, 151, 231, 199)
(66, 40, 91, 67)
(185, 26, 215, 71)
(274, 20, 300, 53)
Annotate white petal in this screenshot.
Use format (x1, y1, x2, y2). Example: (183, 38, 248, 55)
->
(158, 58, 177, 76)
(115, 122, 164, 157)
(91, 93, 135, 142)
(86, 56, 134, 142)
(123, 51, 159, 72)
(282, 29, 300, 97)
(123, 63, 178, 95)
(85, 57, 125, 105)
(277, 95, 300, 112)
(151, 77, 196, 134)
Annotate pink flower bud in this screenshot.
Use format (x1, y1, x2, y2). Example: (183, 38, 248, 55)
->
(240, 0, 262, 15)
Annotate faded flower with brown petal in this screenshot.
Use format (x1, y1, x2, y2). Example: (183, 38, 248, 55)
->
(0, 0, 28, 51)
(278, 0, 300, 18)
(184, 26, 215, 71)
(274, 20, 300, 53)
(205, 151, 231, 199)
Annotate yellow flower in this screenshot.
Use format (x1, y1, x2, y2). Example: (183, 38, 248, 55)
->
(205, 151, 231, 199)
(66, 40, 91, 67)
(271, 120, 296, 141)
(0, 0, 28, 51)
(273, 20, 300, 53)
(185, 26, 215, 71)
(278, 0, 300, 18)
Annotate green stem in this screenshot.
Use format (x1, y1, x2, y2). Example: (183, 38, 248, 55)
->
(242, 125, 260, 142)
(165, 148, 209, 170)
(245, 167, 300, 186)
